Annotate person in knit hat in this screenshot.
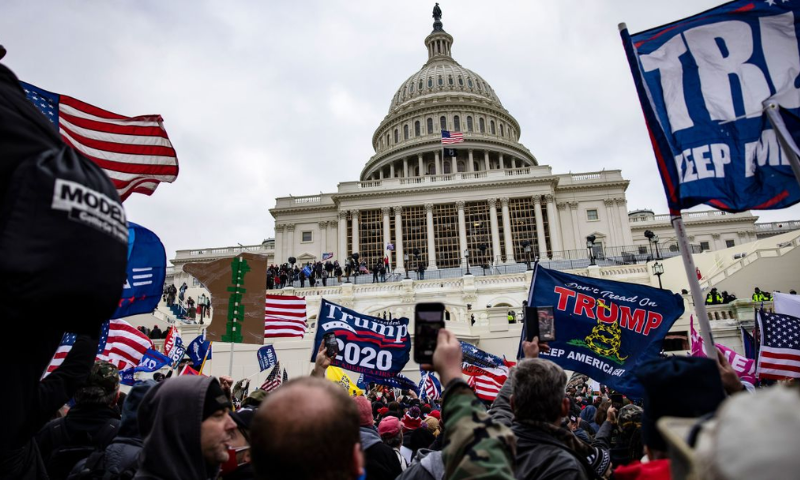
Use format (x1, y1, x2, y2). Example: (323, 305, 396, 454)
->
(401, 406, 423, 432)
(378, 416, 408, 472)
(424, 417, 441, 437)
(354, 396, 401, 480)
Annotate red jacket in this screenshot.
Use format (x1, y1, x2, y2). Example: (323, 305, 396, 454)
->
(614, 459, 671, 480)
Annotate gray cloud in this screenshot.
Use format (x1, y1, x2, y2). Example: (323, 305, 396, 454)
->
(2, 0, 798, 261)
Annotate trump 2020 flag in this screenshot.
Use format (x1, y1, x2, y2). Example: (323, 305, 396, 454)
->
(257, 345, 278, 372)
(187, 334, 212, 370)
(112, 222, 166, 319)
(311, 299, 411, 378)
(621, 0, 800, 213)
(530, 264, 684, 398)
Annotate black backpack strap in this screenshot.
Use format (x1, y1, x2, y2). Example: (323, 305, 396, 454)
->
(91, 418, 120, 447)
(48, 417, 70, 456)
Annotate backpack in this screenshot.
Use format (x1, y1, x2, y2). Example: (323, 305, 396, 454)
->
(44, 417, 120, 480)
(67, 446, 138, 480)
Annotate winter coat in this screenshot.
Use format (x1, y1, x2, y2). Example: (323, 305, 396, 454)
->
(359, 426, 401, 480)
(396, 449, 444, 480)
(135, 377, 221, 480)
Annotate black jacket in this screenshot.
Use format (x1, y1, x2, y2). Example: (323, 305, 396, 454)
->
(360, 426, 401, 480)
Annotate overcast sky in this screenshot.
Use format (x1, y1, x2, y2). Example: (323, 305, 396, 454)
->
(2, 0, 798, 263)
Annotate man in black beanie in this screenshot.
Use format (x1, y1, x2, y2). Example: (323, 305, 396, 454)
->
(136, 376, 237, 479)
(634, 356, 726, 461)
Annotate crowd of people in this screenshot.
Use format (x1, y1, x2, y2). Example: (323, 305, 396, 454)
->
(705, 286, 796, 305)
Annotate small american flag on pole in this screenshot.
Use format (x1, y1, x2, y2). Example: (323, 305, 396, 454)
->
(441, 130, 464, 145)
(265, 295, 308, 338)
(45, 319, 153, 375)
(261, 362, 283, 392)
(21, 82, 179, 200)
(757, 310, 800, 380)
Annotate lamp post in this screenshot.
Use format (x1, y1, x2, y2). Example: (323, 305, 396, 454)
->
(478, 243, 488, 275)
(653, 234, 661, 260)
(404, 253, 410, 279)
(644, 230, 655, 259)
(586, 235, 596, 266)
(523, 241, 532, 270)
(652, 261, 664, 289)
(464, 249, 471, 275)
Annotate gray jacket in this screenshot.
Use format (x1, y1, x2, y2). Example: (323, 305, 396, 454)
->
(396, 448, 445, 480)
(489, 373, 590, 480)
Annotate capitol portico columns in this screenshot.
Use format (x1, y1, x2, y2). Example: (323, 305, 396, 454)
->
(457, 201, 467, 267)
(338, 211, 348, 259)
(382, 207, 392, 267)
(484, 151, 490, 171)
(434, 151, 441, 175)
(394, 206, 405, 272)
(569, 202, 581, 250)
(468, 150, 474, 172)
(403, 158, 409, 178)
(418, 155, 424, 177)
(351, 210, 360, 256)
(533, 196, 549, 260)
(604, 199, 618, 247)
(425, 203, 437, 269)
(545, 195, 562, 252)
(319, 221, 329, 256)
(488, 198, 501, 264)
(286, 224, 296, 259)
(500, 198, 515, 264)
(275, 224, 285, 263)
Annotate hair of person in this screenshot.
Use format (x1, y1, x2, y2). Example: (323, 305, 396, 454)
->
(388, 401, 400, 412)
(595, 399, 611, 426)
(512, 358, 567, 423)
(382, 431, 402, 448)
(250, 377, 360, 480)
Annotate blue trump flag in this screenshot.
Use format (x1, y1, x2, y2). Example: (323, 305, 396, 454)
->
(311, 299, 411, 378)
(528, 265, 684, 398)
(120, 348, 171, 386)
(257, 345, 278, 372)
(113, 222, 167, 318)
(621, 0, 800, 213)
(357, 372, 418, 393)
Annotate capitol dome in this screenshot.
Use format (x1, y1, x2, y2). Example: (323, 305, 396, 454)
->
(361, 7, 537, 181)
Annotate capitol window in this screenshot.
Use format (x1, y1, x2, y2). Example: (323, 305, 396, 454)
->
(404, 125, 409, 140)
(394, 129, 399, 143)
(410, 82, 414, 93)
(479, 118, 486, 133)
(448, 75, 454, 85)
(427, 118, 433, 134)
(490, 120, 496, 135)
(428, 77, 433, 88)
(440, 116, 447, 130)
(587, 209, 598, 221)
(438, 76, 443, 86)
(477, 81, 482, 91)
(403, 86, 406, 98)
(457, 160, 465, 172)
(419, 80, 424, 90)
(458, 76, 464, 86)
(500, 124, 504, 136)
(302, 231, 312, 242)
(454, 115, 460, 131)
(467, 116, 473, 132)
(444, 161, 451, 174)
(468, 78, 474, 88)
(415, 121, 421, 136)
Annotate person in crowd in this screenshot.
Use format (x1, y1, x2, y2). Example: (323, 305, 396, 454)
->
(423, 417, 440, 437)
(135, 376, 237, 480)
(322, 268, 329, 287)
(579, 403, 598, 435)
(187, 297, 196, 320)
(507, 310, 516, 324)
(298, 267, 306, 288)
(373, 261, 381, 283)
(489, 338, 611, 479)
(279, 269, 288, 289)
(221, 407, 255, 480)
(178, 282, 188, 303)
(166, 284, 176, 306)
(68, 380, 157, 480)
(721, 290, 737, 304)
(354, 396, 402, 480)
(379, 262, 386, 283)
(417, 263, 425, 280)
(241, 390, 267, 410)
(401, 406, 423, 434)
(378, 416, 409, 472)
(752, 287, 771, 302)
(334, 262, 343, 283)
(149, 324, 162, 340)
(705, 287, 723, 305)
(37, 361, 122, 480)
(607, 404, 644, 469)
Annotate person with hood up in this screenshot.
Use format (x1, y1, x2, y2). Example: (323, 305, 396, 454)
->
(220, 407, 255, 480)
(354, 396, 402, 480)
(580, 405, 598, 435)
(134, 376, 237, 480)
(69, 380, 157, 479)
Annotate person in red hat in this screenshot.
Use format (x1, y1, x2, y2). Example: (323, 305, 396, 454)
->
(378, 416, 408, 472)
(401, 406, 423, 433)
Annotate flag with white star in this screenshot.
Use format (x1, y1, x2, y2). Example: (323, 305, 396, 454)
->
(757, 310, 800, 380)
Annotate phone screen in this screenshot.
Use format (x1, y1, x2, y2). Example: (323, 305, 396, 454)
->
(537, 306, 556, 342)
(414, 303, 445, 364)
(323, 332, 339, 358)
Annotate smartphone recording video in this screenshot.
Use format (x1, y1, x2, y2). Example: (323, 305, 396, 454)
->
(323, 332, 339, 358)
(413, 302, 445, 364)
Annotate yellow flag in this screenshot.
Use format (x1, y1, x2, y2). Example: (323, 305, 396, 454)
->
(325, 366, 364, 396)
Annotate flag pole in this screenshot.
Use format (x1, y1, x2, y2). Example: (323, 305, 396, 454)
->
(765, 103, 800, 188)
(672, 215, 717, 359)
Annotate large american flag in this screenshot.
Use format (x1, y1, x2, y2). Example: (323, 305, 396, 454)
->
(265, 295, 308, 338)
(441, 130, 464, 145)
(757, 310, 800, 380)
(21, 82, 179, 200)
(466, 370, 508, 402)
(46, 319, 153, 375)
(261, 362, 283, 392)
(418, 371, 442, 401)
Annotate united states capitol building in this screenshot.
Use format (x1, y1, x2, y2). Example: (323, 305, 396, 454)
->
(158, 7, 800, 380)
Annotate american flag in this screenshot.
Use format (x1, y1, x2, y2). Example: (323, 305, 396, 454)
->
(21, 82, 179, 201)
(464, 365, 509, 402)
(756, 310, 800, 380)
(45, 319, 153, 375)
(441, 130, 464, 145)
(261, 362, 283, 392)
(419, 372, 442, 401)
(265, 295, 308, 338)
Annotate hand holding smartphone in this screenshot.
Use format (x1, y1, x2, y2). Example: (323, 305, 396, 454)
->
(525, 305, 556, 342)
(414, 302, 445, 364)
(323, 332, 339, 358)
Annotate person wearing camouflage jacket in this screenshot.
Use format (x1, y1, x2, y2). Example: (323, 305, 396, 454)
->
(422, 329, 517, 480)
